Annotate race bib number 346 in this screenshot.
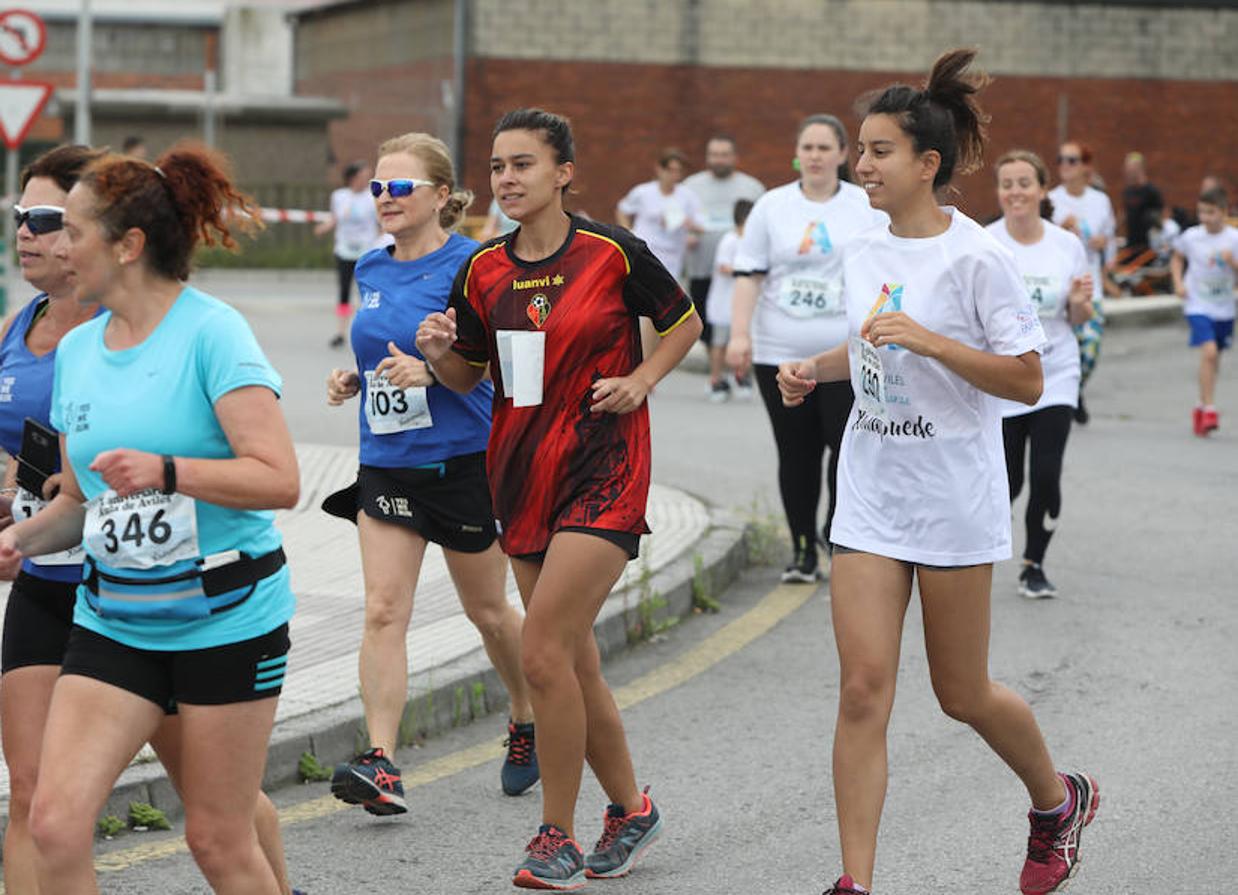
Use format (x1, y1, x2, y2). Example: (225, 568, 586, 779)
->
(83, 490, 200, 570)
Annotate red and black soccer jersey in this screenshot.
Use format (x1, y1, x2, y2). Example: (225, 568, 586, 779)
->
(449, 214, 694, 556)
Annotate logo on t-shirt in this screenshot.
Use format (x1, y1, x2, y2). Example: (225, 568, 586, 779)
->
(867, 282, 903, 317)
(0, 376, 13, 403)
(527, 293, 552, 328)
(798, 220, 833, 255)
(361, 290, 381, 310)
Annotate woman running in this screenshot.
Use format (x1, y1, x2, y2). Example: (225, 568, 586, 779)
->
(777, 51, 1098, 895)
(1047, 141, 1114, 424)
(988, 150, 1094, 599)
(0, 143, 299, 894)
(323, 132, 536, 813)
(727, 114, 886, 583)
(316, 161, 383, 348)
(417, 108, 700, 890)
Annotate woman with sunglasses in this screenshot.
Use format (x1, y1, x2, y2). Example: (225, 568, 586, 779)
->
(419, 108, 700, 890)
(778, 51, 1098, 895)
(323, 133, 536, 815)
(0, 143, 300, 894)
(1047, 142, 1114, 424)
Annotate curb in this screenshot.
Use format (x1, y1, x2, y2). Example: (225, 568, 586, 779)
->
(76, 506, 751, 830)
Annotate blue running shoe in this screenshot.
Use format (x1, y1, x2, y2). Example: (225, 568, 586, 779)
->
(584, 787, 662, 879)
(330, 747, 407, 816)
(502, 720, 540, 796)
(512, 824, 586, 890)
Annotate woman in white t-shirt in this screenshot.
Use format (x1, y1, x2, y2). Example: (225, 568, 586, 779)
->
(316, 161, 383, 347)
(726, 114, 886, 583)
(615, 148, 702, 280)
(1047, 141, 1114, 423)
(778, 51, 1098, 895)
(987, 150, 1093, 600)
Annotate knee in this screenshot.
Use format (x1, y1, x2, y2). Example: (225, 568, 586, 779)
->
(184, 814, 249, 879)
(28, 792, 93, 862)
(463, 599, 510, 641)
(520, 637, 570, 693)
(933, 683, 990, 724)
(6, 763, 38, 819)
(837, 670, 895, 727)
(364, 588, 410, 632)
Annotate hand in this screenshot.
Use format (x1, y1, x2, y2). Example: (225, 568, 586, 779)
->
(861, 311, 943, 357)
(725, 333, 752, 379)
(1174, 281, 1186, 298)
(375, 343, 434, 389)
(89, 449, 163, 497)
(416, 308, 458, 363)
(1068, 274, 1094, 305)
(590, 375, 649, 414)
(0, 493, 12, 531)
(1061, 215, 1079, 235)
(326, 369, 361, 405)
(0, 528, 22, 580)
(1222, 250, 1234, 268)
(777, 360, 817, 407)
(1087, 234, 1108, 252)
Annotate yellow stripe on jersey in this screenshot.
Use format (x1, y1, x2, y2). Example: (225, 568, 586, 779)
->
(657, 304, 697, 336)
(576, 228, 632, 275)
(461, 242, 509, 299)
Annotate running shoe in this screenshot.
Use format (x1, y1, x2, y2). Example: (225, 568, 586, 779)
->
(1073, 393, 1088, 425)
(1193, 406, 1206, 437)
(1019, 772, 1100, 895)
(328, 334, 346, 349)
(708, 379, 732, 403)
(502, 719, 540, 796)
(1017, 563, 1057, 599)
(822, 875, 869, 894)
(584, 787, 662, 878)
(781, 545, 821, 584)
(733, 374, 755, 400)
(330, 747, 407, 816)
(513, 824, 586, 890)
(1202, 406, 1219, 434)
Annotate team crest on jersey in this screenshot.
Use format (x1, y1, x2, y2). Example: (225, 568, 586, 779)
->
(527, 293, 552, 328)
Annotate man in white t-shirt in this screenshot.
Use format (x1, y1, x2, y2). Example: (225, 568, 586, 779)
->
(682, 136, 765, 345)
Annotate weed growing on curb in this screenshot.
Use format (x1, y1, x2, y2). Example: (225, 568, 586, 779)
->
(128, 802, 171, 831)
(97, 815, 125, 838)
(298, 751, 332, 782)
(742, 496, 786, 566)
(691, 552, 721, 613)
(470, 680, 487, 718)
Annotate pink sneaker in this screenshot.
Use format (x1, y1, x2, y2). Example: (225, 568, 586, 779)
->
(1202, 407, 1219, 433)
(823, 874, 869, 894)
(1019, 772, 1100, 894)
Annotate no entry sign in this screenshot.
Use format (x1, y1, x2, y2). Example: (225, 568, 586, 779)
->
(0, 8, 47, 67)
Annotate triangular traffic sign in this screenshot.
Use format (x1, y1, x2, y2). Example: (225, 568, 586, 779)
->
(0, 81, 53, 150)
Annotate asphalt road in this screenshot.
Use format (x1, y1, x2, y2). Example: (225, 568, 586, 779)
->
(90, 277, 1237, 893)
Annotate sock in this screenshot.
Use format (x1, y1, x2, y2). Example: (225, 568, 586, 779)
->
(1032, 776, 1074, 817)
(1204, 404, 1216, 412)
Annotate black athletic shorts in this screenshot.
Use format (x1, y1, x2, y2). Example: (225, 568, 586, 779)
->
(321, 452, 497, 553)
(1, 570, 78, 673)
(831, 543, 975, 571)
(512, 527, 641, 563)
(59, 622, 290, 711)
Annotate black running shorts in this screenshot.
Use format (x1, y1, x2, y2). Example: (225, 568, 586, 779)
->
(1, 570, 78, 673)
(59, 623, 291, 711)
(511, 527, 640, 563)
(321, 452, 497, 554)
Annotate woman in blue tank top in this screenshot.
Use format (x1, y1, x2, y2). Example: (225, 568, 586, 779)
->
(322, 133, 536, 814)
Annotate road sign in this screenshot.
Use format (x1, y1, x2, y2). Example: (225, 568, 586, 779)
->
(0, 80, 51, 149)
(0, 8, 46, 67)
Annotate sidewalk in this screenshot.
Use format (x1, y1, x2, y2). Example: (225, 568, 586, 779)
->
(0, 444, 748, 826)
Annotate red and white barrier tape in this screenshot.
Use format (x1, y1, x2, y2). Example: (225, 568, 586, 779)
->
(258, 207, 329, 224)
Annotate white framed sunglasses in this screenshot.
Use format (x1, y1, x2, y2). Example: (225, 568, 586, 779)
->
(369, 178, 434, 198)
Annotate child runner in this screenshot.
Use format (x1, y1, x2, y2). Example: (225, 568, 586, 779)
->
(417, 108, 700, 891)
(1170, 186, 1238, 436)
(777, 50, 1099, 895)
(704, 198, 753, 401)
(987, 150, 1094, 598)
(727, 114, 886, 583)
(323, 132, 536, 813)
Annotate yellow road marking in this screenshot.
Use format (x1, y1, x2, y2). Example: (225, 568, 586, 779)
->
(78, 582, 818, 879)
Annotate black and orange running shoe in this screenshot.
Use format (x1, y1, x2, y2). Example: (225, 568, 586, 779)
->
(330, 747, 407, 816)
(502, 719, 540, 796)
(512, 824, 586, 890)
(584, 787, 662, 879)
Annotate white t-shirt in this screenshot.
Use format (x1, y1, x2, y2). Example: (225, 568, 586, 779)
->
(330, 187, 383, 261)
(831, 208, 1047, 566)
(682, 170, 765, 280)
(1048, 185, 1115, 300)
(704, 230, 740, 327)
(617, 181, 702, 280)
(734, 180, 887, 366)
(1173, 225, 1238, 321)
(987, 219, 1089, 415)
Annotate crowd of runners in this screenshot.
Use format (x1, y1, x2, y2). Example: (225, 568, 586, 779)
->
(0, 44, 1232, 895)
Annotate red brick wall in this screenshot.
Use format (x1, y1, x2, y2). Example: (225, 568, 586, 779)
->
(463, 58, 1238, 229)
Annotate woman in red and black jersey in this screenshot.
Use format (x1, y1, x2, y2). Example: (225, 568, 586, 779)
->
(418, 108, 700, 889)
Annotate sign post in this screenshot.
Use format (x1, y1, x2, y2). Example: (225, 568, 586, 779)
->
(0, 7, 50, 314)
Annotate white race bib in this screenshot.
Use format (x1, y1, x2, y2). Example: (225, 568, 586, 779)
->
(778, 275, 844, 318)
(83, 490, 200, 570)
(1200, 276, 1233, 303)
(12, 488, 85, 566)
(850, 336, 887, 418)
(364, 371, 432, 435)
(496, 330, 546, 407)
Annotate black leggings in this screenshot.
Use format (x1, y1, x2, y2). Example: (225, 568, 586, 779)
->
(754, 364, 853, 553)
(1003, 405, 1073, 565)
(335, 256, 358, 307)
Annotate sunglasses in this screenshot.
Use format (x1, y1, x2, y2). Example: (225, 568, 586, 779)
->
(13, 204, 65, 235)
(369, 178, 433, 198)
(1057, 156, 1083, 165)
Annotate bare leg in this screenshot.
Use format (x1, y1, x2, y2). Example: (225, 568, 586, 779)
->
(1, 664, 60, 895)
(918, 564, 1066, 810)
(1199, 340, 1219, 406)
(443, 543, 533, 723)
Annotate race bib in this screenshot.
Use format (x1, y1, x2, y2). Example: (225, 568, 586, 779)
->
(496, 330, 545, 407)
(83, 490, 200, 570)
(364, 371, 432, 435)
(1200, 276, 1233, 303)
(662, 201, 686, 232)
(12, 488, 85, 566)
(850, 336, 887, 418)
(778, 275, 844, 318)
(1024, 277, 1063, 319)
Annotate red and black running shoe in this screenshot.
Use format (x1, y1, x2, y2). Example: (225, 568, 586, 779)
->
(330, 747, 407, 816)
(1020, 771, 1100, 894)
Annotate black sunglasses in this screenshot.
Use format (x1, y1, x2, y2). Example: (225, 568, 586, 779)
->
(13, 204, 65, 235)
(1057, 155, 1083, 165)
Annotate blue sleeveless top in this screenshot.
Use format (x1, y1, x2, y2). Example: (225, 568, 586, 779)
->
(0, 295, 98, 582)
